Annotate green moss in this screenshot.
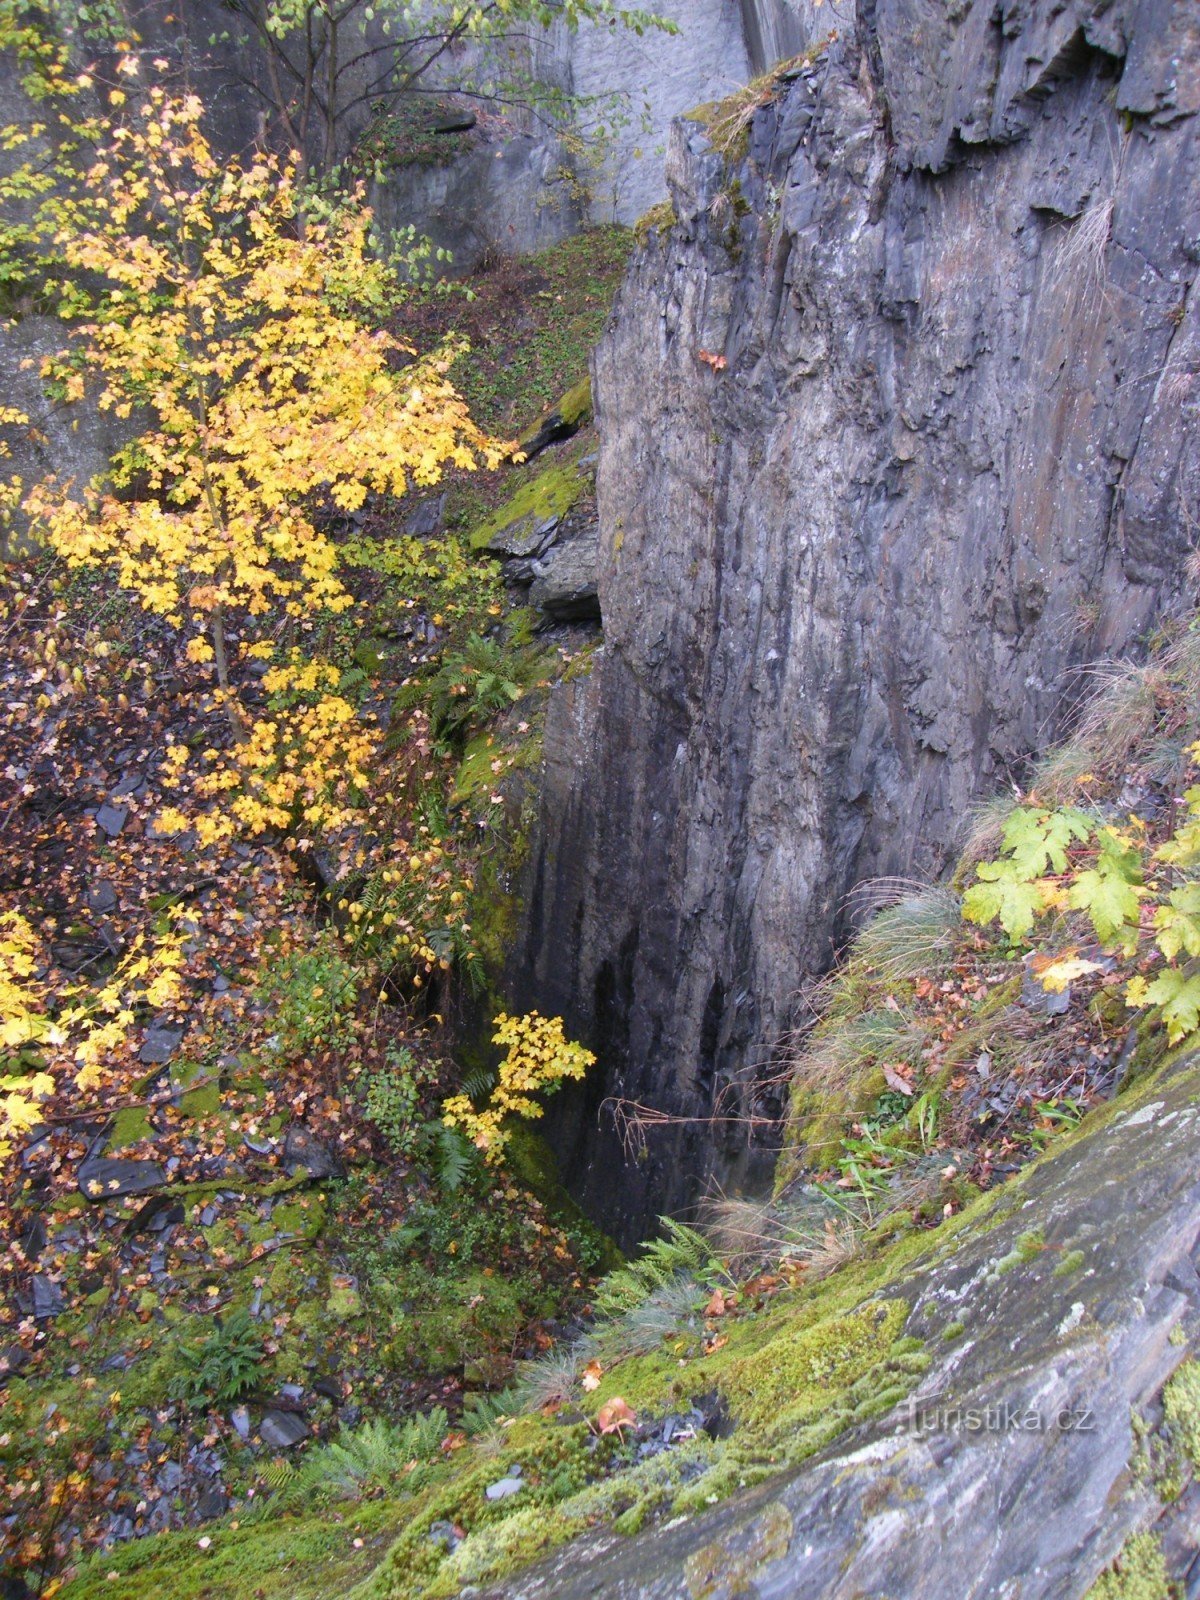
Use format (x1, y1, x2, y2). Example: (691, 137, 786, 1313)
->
(991, 1228, 1047, 1277)
(1053, 1248, 1087, 1278)
(1085, 1532, 1172, 1599)
(634, 200, 675, 245)
(61, 1496, 406, 1600)
(179, 1081, 222, 1118)
(556, 374, 593, 430)
(942, 1320, 966, 1342)
(108, 1105, 154, 1149)
(469, 460, 585, 552)
(1164, 1358, 1200, 1469)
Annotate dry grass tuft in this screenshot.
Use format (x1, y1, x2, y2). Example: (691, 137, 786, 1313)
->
(850, 882, 963, 979)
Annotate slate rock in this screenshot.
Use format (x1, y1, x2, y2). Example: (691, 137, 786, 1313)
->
(31, 1274, 64, 1319)
(139, 1024, 184, 1064)
(229, 1406, 251, 1441)
(485, 1477, 525, 1502)
(259, 1410, 309, 1449)
(86, 880, 119, 914)
(195, 1484, 228, 1521)
(78, 1155, 167, 1201)
(282, 1124, 344, 1181)
(156, 1461, 184, 1494)
(0, 1344, 30, 1385)
(520, 0, 1200, 1241)
(93, 802, 128, 838)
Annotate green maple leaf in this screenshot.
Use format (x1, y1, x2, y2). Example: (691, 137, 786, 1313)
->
(1066, 868, 1144, 950)
(1145, 968, 1200, 1044)
(962, 864, 1047, 940)
(1154, 882, 1200, 961)
(1000, 806, 1092, 877)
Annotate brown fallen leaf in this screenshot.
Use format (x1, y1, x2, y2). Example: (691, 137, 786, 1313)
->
(594, 1397, 637, 1438)
(581, 1359, 603, 1392)
(696, 349, 727, 372)
(705, 1288, 727, 1318)
(882, 1063, 915, 1096)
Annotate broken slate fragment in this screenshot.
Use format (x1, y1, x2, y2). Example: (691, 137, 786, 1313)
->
(93, 802, 128, 838)
(0, 1344, 30, 1385)
(484, 1477, 525, 1502)
(140, 1024, 184, 1064)
(259, 1410, 309, 1449)
(282, 1123, 344, 1181)
(78, 1154, 167, 1201)
(195, 1484, 228, 1521)
(32, 1274, 65, 1319)
(230, 1406, 251, 1441)
(86, 880, 119, 914)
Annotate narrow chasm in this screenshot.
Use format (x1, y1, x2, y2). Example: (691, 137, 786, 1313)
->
(3, 4, 1200, 1600)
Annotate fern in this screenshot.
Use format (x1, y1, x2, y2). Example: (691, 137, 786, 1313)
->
(459, 1065, 497, 1103)
(288, 1409, 449, 1503)
(461, 1390, 518, 1435)
(591, 1219, 718, 1318)
(260, 1457, 295, 1492)
(428, 1121, 475, 1192)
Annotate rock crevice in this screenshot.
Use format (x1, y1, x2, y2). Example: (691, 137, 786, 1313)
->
(516, 0, 1200, 1238)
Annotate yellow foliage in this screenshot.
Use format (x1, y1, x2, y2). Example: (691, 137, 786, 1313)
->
(0, 908, 187, 1161)
(443, 1011, 596, 1164)
(25, 87, 501, 684)
(157, 657, 375, 845)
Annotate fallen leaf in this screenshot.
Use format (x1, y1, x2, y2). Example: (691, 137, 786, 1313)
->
(595, 1397, 637, 1437)
(581, 1359, 603, 1392)
(882, 1063, 914, 1096)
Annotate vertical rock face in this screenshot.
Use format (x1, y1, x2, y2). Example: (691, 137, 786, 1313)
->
(518, 0, 1200, 1240)
(567, 0, 753, 225)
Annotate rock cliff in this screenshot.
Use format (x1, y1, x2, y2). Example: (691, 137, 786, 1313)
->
(518, 0, 1200, 1238)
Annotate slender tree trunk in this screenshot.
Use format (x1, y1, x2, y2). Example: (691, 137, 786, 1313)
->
(323, 8, 339, 175)
(211, 602, 230, 694)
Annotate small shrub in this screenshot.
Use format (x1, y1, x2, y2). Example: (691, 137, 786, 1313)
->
(363, 1045, 436, 1158)
(259, 933, 358, 1055)
(442, 1011, 595, 1165)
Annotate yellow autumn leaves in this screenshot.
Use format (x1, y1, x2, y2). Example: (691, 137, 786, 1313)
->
(0, 909, 186, 1159)
(442, 1011, 596, 1164)
(28, 86, 499, 671)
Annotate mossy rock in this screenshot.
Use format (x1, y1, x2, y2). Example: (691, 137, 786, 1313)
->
(634, 200, 676, 245)
(512, 376, 593, 463)
(469, 461, 586, 554)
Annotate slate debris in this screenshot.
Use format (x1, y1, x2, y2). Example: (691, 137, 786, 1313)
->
(139, 1023, 184, 1064)
(282, 1123, 345, 1181)
(78, 1154, 167, 1201)
(259, 1410, 310, 1449)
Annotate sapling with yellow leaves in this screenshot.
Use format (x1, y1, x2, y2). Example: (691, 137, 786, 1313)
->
(0, 907, 186, 1162)
(26, 75, 501, 697)
(442, 1010, 595, 1164)
(962, 741, 1200, 1048)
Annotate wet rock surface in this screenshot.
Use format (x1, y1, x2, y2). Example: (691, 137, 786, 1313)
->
(521, 0, 1200, 1240)
(486, 1053, 1200, 1599)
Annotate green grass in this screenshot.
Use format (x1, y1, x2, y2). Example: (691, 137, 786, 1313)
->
(406, 225, 633, 438)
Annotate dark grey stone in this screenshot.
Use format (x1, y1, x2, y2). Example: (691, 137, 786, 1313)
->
(484, 1054, 1200, 1600)
(31, 1275, 64, 1319)
(195, 1484, 228, 1521)
(93, 803, 128, 838)
(259, 1410, 309, 1450)
(281, 1124, 344, 1181)
(86, 880, 119, 914)
(78, 1155, 167, 1201)
(139, 1024, 183, 1065)
(518, 0, 1200, 1243)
